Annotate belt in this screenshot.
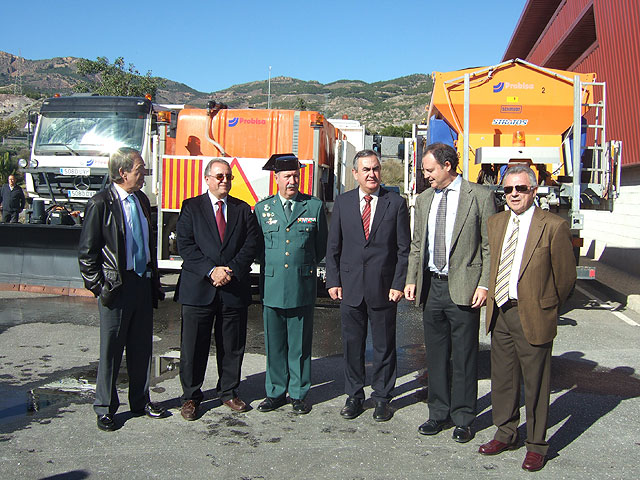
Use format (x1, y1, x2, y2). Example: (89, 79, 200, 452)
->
(431, 271, 448, 280)
(500, 299, 518, 310)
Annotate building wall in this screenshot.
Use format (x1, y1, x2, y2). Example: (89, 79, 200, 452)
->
(525, 0, 640, 167)
(582, 166, 640, 273)
(509, 0, 640, 276)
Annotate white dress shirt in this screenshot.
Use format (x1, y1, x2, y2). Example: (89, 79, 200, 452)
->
(427, 175, 461, 275)
(502, 203, 535, 300)
(358, 187, 380, 220)
(207, 190, 227, 221)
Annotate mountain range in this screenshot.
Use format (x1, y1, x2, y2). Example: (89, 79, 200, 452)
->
(0, 51, 433, 131)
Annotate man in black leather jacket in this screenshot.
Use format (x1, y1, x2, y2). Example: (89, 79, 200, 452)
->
(78, 147, 165, 431)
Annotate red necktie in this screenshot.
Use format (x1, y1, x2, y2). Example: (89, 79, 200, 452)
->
(362, 195, 372, 240)
(216, 200, 226, 242)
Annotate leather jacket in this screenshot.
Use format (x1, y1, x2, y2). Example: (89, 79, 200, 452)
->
(78, 184, 164, 308)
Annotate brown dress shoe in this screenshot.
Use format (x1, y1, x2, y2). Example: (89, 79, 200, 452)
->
(522, 451, 545, 472)
(478, 439, 516, 455)
(224, 397, 249, 412)
(181, 400, 198, 421)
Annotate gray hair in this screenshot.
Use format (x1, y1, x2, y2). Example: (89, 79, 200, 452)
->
(204, 159, 230, 176)
(109, 147, 142, 183)
(353, 149, 380, 171)
(502, 164, 538, 187)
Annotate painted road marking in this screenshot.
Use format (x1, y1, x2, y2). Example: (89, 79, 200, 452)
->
(576, 284, 640, 327)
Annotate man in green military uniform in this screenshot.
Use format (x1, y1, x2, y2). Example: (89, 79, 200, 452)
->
(255, 153, 328, 414)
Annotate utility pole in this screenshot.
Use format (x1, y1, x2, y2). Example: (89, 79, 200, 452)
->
(267, 66, 272, 109)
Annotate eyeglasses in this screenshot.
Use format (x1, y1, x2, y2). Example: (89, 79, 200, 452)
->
(503, 185, 532, 194)
(208, 173, 234, 181)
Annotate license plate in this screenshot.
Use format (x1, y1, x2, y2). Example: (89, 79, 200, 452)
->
(67, 189, 96, 198)
(60, 167, 90, 176)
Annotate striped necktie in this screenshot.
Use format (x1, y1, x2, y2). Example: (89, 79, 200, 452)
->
(495, 217, 520, 307)
(433, 188, 449, 270)
(362, 195, 372, 240)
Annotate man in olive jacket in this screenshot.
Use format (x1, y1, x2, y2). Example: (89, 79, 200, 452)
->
(255, 154, 328, 414)
(78, 147, 165, 432)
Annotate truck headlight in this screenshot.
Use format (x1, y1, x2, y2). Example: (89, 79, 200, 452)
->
(18, 158, 28, 168)
(29, 159, 39, 168)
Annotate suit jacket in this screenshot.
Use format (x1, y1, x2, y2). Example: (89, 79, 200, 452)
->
(485, 207, 577, 345)
(78, 184, 163, 308)
(326, 187, 410, 308)
(406, 177, 497, 306)
(256, 193, 328, 309)
(175, 193, 259, 308)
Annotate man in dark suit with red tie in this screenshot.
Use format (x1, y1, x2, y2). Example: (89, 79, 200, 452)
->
(326, 149, 411, 422)
(175, 159, 260, 420)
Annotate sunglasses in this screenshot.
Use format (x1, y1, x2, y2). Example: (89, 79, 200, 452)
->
(504, 185, 532, 194)
(208, 173, 234, 181)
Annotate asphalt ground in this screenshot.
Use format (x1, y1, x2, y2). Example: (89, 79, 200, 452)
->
(0, 262, 639, 480)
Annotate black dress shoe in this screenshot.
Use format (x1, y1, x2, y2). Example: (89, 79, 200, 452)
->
(291, 398, 311, 414)
(340, 397, 364, 419)
(132, 402, 167, 418)
(372, 401, 393, 422)
(257, 396, 287, 412)
(418, 418, 452, 435)
(452, 425, 473, 443)
(97, 414, 116, 432)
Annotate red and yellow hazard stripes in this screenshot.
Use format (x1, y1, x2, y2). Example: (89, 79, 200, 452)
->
(162, 157, 204, 211)
(268, 163, 314, 196)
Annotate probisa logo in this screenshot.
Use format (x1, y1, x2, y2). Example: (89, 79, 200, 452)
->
(493, 82, 534, 93)
(228, 117, 267, 127)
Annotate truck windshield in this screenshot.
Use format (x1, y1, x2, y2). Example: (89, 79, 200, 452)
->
(34, 112, 146, 155)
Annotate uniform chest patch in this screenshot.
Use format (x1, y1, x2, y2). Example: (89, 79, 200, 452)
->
(297, 217, 316, 224)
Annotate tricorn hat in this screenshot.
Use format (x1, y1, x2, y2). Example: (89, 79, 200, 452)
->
(262, 153, 301, 172)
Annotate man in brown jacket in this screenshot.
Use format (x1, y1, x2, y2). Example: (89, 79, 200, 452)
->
(479, 164, 576, 472)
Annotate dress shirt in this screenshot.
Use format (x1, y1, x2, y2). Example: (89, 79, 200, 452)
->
(113, 183, 150, 271)
(427, 175, 461, 275)
(207, 190, 227, 222)
(358, 188, 380, 222)
(503, 203, 535, 300)
(278, 192, 299, 208)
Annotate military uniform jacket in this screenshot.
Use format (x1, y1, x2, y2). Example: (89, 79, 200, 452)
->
(256, 193, 328, 309)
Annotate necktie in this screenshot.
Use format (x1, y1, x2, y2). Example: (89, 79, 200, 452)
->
(126, 195, 147, 277)
(495, 217, 520, 307)
(362, 195, 372, 240)
(284, 200, 292, 221)
(216, 200, 226, 242)
(433, 189, 449, 271)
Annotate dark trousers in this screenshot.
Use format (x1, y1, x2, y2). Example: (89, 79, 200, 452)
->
(2, 211, 19, 223)
(423, 277, 479, 427)
(94, 270, 153, 415)
(180, 295, 247, 403)
(490, 304, 552, 455)
(341, 300, 397, 402)
(263, 305, 314, 401)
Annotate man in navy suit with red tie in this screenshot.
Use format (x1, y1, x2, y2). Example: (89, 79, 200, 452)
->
(326, 149, 410, 422)
(175, 159, 260, 420)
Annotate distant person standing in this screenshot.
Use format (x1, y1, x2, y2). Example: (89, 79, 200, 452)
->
(326, 149, 410, 422)
(1, 174, 26, 223)
(78, 147, 166, 432)
(254, 154, 328, 414)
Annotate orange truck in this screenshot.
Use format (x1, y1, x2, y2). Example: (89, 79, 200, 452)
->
(157, 103, 353, 268)
(2, 96, 356, 290)
(404, 58, 622, 279)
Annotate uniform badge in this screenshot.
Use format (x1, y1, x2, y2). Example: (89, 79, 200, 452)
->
(297, 217, 317, 224)
(263, 205, 270, 212)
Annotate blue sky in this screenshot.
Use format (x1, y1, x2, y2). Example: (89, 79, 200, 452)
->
(3, 0, 527, 93)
